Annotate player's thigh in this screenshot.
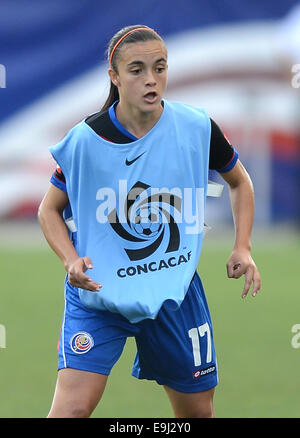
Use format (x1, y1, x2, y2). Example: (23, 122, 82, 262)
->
(48, 368, 108, 418)
(134, 273, 218, 394)
(164, 385, 215, 418)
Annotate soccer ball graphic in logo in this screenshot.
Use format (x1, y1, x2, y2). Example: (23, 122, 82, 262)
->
(133, 206, 162, 237)
(108, 181, 181, 261)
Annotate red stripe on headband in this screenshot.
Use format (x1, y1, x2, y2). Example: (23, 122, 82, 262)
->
(109, 27, 158, 68)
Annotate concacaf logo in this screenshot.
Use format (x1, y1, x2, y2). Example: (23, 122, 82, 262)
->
(108, 181, 181, 261)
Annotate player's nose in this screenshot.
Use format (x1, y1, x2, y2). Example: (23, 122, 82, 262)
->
(144, 69, 157, 86)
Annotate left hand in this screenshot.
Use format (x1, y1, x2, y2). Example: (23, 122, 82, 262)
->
(226, 249, 261, 298)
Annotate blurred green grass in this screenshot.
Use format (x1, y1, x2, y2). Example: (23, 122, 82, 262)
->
(0, 237, 299, 418)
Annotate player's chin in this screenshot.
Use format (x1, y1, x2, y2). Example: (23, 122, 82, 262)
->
(140, 97, 163, 114)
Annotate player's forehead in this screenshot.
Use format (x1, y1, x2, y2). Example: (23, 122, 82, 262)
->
(118, 40, 167, 66)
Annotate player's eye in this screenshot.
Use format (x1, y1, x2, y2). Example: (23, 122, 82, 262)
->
(131, 68, 141, 75)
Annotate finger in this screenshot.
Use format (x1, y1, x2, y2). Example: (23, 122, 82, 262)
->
(232, 263, 244, 279)
(226, 262, 233, 278)
(83, 278, 102, 292)
(228, 262, 244, 279)
(69, 271, 101, 291)
(227, 262, 241, 278)
(72, 279, 101, 292)
(251, 271, 261, 297)
(241, 267, 254, 298)
(82, 256, 94, 271)
(77, 272, 102, 291)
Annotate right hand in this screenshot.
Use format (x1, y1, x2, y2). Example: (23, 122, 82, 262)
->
(67, 257, 102, 291)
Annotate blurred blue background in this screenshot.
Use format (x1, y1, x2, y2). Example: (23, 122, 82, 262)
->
(0, 0, 299, 228)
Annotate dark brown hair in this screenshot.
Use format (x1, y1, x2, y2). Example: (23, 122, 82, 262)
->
(101, 25, 163, 111)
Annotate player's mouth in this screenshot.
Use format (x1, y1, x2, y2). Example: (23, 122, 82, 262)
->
(143, 91, 158, 104)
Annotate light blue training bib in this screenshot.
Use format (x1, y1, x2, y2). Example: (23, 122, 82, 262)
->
(50, 100, 211, 322)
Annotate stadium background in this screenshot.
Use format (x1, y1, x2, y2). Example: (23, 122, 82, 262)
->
(0, 0, 299, 418)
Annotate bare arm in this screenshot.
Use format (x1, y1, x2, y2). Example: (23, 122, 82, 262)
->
(220, 160, 261, 298)
(38, 184, 101, 291)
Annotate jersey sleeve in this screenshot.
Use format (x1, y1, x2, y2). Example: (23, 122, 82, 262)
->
(50, 165, 67, 193)
(209, 118, 239, 173)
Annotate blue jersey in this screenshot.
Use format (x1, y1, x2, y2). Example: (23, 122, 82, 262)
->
(50, 100, 211, 323)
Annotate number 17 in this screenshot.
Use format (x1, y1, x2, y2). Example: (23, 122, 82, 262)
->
(188, 323, 212, 366)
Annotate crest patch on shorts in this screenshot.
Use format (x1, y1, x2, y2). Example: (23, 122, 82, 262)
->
(70, 332, 94, 354)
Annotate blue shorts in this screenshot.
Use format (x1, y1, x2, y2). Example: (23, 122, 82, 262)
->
(57, 272, 218, 393)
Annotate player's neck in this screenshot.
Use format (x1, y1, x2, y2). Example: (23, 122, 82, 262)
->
(115, 101, 163, 139)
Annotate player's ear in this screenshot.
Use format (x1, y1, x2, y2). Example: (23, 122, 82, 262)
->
(108, 68, 120, 88)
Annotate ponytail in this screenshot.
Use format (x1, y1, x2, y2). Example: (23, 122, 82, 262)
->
(100, 80, 119, 112)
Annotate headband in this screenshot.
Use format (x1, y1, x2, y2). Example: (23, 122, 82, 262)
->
(109, 27, 158, 68)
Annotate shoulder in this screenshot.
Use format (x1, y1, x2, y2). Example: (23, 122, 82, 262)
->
(164, 100, 210, 131)
(49, 120, 90, 172)
(50, 120, 89, 151)
(165, 99, 208, 118)
(67, 119, 89, 140)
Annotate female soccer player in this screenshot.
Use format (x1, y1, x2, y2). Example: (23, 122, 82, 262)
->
(38, 25, 261, 418)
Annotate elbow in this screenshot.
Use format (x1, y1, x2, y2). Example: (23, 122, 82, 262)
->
(230, 167, 254, 192)
(242, 170, 254, 195)
(229, 177, 254, 196)
(37, 198, 48, 227)
(37, 201, 44, 226)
